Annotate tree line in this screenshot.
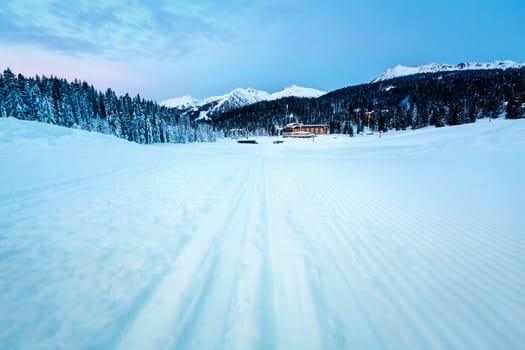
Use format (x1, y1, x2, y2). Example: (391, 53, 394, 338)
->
(2, 67, 524, 143)
(0, 68, 220, 144)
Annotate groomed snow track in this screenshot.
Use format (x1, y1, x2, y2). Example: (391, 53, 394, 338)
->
(0, 118, 524, 349)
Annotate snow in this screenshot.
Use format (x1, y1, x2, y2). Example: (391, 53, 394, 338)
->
(266, 85, 326, 100)
(200, 88, 269, 107)
(160, 95, 200, 109)
(196, 110, 210, 121)
(373, 60, 525, 82)
(1, 117, 525, 349)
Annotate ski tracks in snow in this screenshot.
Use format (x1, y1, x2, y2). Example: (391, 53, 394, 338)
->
(116, 157, 275, 349)
(2, 124, 525, 349)
(115, 150, 525, 350)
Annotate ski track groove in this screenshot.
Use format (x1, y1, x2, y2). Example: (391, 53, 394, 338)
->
(1, 155, 251, 350)
(114, 163, 251, 349)
(262, 163, 326, 350)
(292, 180, 387, 349)
(279, 196, 331, 349)
(220, 157, 276, 350)
(256, 158, 278, 350)
(173, 160, 259, 350)
(99, 234, 192, 349)
(277, 164, 391, 349)
(276, 166, 351, 347)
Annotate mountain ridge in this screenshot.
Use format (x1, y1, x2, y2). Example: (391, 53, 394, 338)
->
(161, 85, 326, 120)
(373, 60, 525, 82)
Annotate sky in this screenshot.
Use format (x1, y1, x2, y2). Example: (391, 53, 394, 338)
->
(1, 0, 524, 102)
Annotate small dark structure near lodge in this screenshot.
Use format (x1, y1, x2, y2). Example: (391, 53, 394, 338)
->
(238, 139, 258, 144)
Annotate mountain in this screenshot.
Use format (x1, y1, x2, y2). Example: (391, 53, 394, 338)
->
(195, 88, 270, 120)
(161, 85, 326, 120)
(373, 60, 525, 82)
(161, 95, 200, 109)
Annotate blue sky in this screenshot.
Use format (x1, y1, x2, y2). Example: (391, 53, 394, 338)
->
(1, 0, 524, 101)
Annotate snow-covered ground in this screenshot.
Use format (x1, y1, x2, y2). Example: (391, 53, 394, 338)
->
(1, 117, 524, 349)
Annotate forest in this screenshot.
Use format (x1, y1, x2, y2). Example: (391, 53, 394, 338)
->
(0, 68, 219, 144)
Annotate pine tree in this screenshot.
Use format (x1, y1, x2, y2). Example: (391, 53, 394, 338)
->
(506, 96, 523, 119)
(2, 69, 26, 119)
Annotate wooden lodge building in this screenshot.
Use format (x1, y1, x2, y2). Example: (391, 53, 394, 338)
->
(281, 123, 327, 137)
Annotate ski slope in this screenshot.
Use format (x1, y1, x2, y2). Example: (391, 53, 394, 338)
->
(1, 118, 524, 349)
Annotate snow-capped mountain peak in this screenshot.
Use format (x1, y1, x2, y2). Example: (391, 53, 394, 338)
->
(195, 87, 270, 120)
(161, 95, 200, 109)
(203, 87, 270, 105)
(373, 60, 525, 82)
(268, 85, 326, 100)
(160, 85, 326, 119)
